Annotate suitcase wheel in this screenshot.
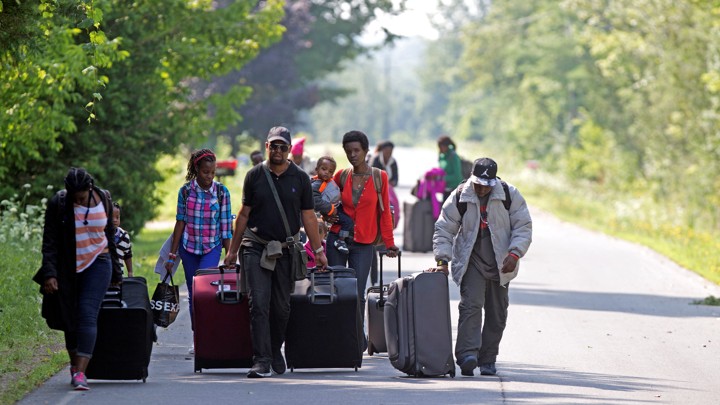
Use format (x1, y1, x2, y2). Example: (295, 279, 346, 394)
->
(354, 366, 358, 372)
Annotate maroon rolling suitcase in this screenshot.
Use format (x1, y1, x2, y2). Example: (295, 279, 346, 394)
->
(192, 265, 253, 372)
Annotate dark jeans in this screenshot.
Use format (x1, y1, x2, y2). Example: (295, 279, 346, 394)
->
(179, 244, 222, 329)
(326, 232, 374, 323)
(243, 243, 294, 366)
(336, 208, 354, 239)
(65, 253, 112, 358)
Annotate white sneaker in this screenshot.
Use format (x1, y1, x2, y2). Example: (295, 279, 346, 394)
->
(188, 344, 195, 355)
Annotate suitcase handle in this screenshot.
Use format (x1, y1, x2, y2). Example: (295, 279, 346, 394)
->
(100, 285, 126, 308)
(310, 268, 335, 304)
(377, 251, 401, 306)
(216, 264, 244, 304)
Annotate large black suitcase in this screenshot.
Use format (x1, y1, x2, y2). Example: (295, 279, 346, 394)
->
(284, 266, 363, 371)
(86, 276, 153, 382)
(402, 197, 435, 252)
(384, 271, 455, 377)
(366, 251, 401, 356)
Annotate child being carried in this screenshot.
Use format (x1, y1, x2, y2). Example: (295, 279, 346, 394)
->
(310, 156, 353, 254)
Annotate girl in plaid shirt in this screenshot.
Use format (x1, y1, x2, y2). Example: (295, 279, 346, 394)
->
(164, 149, 233, 350)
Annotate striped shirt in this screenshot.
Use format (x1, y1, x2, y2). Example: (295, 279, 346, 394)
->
(74, 201, 108, 272)
(176, 180, 232, 255)
(114, 226, 133, 264)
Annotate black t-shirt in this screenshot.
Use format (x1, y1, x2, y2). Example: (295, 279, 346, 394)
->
(242, 162, 314, 242)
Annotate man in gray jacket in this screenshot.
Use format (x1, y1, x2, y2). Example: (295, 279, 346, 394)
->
(432, 158, 532, 377)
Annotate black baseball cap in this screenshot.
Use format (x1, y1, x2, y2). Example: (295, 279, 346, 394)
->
(266, 126, 291, 144)
(469, 158, 497, 187)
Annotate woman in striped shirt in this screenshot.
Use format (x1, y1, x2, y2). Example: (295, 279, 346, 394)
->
(164, 149, 233, 353)
(34, 168, 122, 390)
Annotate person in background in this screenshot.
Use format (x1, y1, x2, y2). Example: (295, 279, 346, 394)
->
(311, 156, 354, 254)
(368, 140, 400, 284)
(369, 140, 398, 187)
(305, 218, 328, 269)
(290, 137, 315, 175)
(431, 158, 532, 377)
(438, 135, 464, 201)
(112, 202, 133, 277)
(164, 149, 233, 354)
(326, 130, 399, 351)
(223, 126, 327, 378)
(250, 150, 264, 166)
(34, 167, 122, 391)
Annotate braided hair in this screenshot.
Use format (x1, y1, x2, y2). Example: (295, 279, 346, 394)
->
(186, 149, 216, 182)
(64, 167, 94, 194)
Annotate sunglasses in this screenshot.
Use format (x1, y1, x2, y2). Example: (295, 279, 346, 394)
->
(269, 143, 290, 152)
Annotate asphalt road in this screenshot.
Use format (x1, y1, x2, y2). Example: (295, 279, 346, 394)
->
(19, 147, 720, 404)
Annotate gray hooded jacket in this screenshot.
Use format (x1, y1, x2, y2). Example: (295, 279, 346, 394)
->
(433, 180, 532, 287)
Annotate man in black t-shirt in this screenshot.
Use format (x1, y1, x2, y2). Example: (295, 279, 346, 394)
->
(224, 126, 327, 378)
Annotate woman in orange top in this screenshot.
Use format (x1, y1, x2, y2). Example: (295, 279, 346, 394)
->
(327, 130, 399, 350)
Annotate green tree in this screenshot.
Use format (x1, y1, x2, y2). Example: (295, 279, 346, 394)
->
(1, 0, 285, 233)
(1, 0, 124, 188)
(203, 0, 406, 154)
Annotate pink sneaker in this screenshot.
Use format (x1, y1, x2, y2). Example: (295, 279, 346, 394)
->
(71, 371, 89, 391)
(69, 367, 77, 385)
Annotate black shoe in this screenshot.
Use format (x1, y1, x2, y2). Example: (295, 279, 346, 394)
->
(247, 363, 272, 378)
(459, 355, 478, 377)
(271, 351, 286, 375)
(479, 362, 497, 376)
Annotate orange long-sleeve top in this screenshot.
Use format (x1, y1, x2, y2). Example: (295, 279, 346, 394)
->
(330, 168, 395, 248)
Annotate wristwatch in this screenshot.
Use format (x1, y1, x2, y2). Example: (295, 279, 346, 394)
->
(437, 259, 448, 266)
(314, 246, 325, 254)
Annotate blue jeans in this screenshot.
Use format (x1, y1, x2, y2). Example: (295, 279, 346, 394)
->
(65, 253, 112, 358)
(326, 232, 374, 321)
(179, 244, 222, 329)
(242, 243, 294, 366)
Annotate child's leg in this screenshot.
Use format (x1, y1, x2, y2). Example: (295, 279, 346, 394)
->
(337, 207, 354, 239)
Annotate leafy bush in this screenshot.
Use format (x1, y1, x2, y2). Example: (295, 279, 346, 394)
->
(0, 184, 49, 246)
(0, 188, 66, 404)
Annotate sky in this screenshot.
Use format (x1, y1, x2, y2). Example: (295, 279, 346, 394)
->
(363, 0, 440, 43)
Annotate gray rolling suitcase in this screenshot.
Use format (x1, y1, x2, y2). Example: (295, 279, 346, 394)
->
(402, 197, 434, 252)
(384, 271, 455, 377)
(366, 251, 401, 356)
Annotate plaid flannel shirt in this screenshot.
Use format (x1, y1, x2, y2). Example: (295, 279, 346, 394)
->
(176, 180, 232, 255)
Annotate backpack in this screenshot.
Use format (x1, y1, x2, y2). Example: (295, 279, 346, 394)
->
(338, 167, 393, 245)
(181, 181, 226, 206)
(454, 179, 511, 218)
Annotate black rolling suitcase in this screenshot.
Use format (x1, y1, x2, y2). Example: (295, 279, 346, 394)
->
(366, 251, 401, 355)
(86, 276, 153, 382)
(402, 197, 435, 252)
(285, 266, 363, 371)
(384, 271, 455, 377)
